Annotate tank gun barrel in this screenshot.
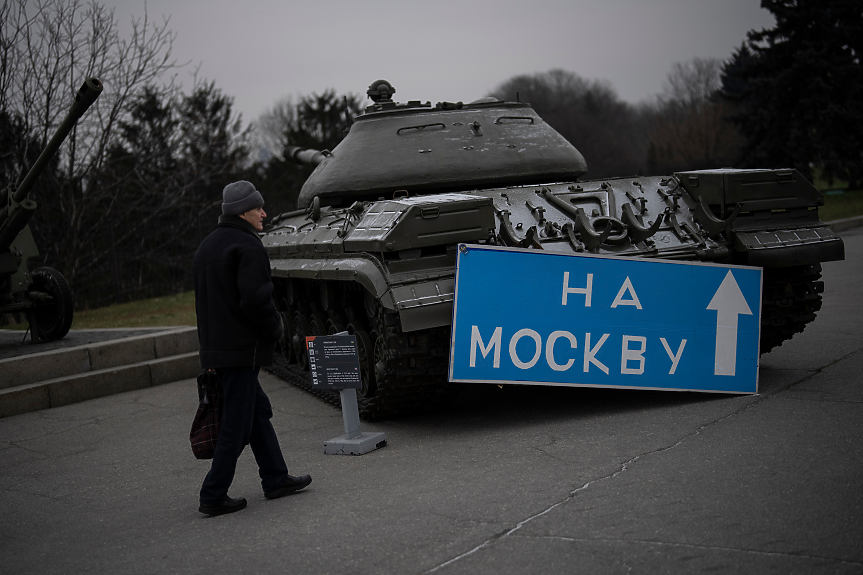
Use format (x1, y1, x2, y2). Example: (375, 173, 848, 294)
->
(12, 78, 103, 204)
(284, 145, 329, 167)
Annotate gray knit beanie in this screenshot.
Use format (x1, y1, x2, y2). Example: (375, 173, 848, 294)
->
(222, 181, 264, 216)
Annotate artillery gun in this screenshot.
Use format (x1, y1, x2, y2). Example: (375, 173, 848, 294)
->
(264, 79, 845, 420)
(0, 78, 103, 342)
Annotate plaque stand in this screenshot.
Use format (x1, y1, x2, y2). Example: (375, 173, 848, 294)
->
(323, 388, 388, 455)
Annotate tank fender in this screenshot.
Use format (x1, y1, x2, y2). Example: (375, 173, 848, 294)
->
(731, 226, 845, 267)
(270, 255, 397, 310)
(269, 255, 456, 332)
(389, 277, 455, 333)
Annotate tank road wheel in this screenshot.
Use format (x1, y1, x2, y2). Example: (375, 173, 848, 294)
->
(364, 289, 379, 321)
(308, 313, 326, 337)
(285, 279, 299, 307)
(372, 331, 390, 384)
(278, 311, 294, 364)
(348, 324, 376, 398)
(27, 267, 74, 341)
(292, 311, 310, 370)
(319, 281, 337, 312)
(326, 319, 346, 335)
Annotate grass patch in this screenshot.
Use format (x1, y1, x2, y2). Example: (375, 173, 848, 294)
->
(72, 292, 197, 329)
(2, 291, 196, 330)
(820, 189, 863, 222)
(810, 168, 863, 221)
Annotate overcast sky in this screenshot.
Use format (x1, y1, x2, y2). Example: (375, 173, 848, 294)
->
(105, 0, 775, 123)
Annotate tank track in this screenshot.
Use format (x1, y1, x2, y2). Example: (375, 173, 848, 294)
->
(268, 353, 456, 421)
(269, 266, 823, 415)
(269, 278, 458, 421)
(759, 264, 824, 354)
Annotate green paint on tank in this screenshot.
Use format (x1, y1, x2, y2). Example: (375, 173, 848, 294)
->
(294, 80, 587, 209)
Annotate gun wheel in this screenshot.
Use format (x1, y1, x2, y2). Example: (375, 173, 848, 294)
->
(27, 267, 74, 341)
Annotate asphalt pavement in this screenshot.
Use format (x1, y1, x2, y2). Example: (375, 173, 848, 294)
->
(1, 228, 861, 574)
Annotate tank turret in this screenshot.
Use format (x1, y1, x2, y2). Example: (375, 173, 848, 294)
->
(264, 79, 844, 420)
(0, 78, 103, 342)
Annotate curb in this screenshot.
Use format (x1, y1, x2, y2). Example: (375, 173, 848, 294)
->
(0, 327, 200, 418)
(828, 215, 863, 232)
(0, 327, 198, 388)
(0, 352, 200, 418)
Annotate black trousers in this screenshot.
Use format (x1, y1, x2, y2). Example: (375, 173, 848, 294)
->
(199, 367, 289, 504)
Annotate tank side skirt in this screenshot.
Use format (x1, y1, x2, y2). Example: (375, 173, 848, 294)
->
(270, 255, 397, 310)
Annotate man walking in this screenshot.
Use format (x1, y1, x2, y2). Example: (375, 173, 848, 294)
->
(193, 180, 311, 516)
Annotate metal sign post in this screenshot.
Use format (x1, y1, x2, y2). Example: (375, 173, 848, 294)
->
(449, 244, 762, 394)
(306, 334, 387, 455)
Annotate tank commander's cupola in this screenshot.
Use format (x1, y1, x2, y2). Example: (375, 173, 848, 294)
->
(367, 80, 396, 103)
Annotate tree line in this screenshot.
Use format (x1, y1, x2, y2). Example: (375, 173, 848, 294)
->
(1, 0, 859, 313)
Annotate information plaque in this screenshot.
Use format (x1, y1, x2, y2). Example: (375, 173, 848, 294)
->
(306, 334, 387, 456)
(306, 335, 362, 390)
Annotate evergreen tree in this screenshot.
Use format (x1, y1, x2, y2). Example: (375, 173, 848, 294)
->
(721, 0, 863, 186)
(254, 90, 362, 213)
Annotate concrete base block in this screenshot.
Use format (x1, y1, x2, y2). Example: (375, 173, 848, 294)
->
(324, 431, 388, 456)
(0, 347, 91, 389)
(155, 328, 198, 358)
(0, 328, 201, 418)
(150, 352, 200, 386)
(89, 337, 155, 371)
(0, 383, 50, 418)
(47, 364, 152, 407)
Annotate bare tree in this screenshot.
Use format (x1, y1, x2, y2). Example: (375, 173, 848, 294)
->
(254, 95, 297, 159)
(2, 0, 182, 283)
(661, 58, 722, 108)
(1, 0, 182, 176)
(645, 58, 743, 173)
(1, 0, 252, 306)
(489, 69, 647, 178)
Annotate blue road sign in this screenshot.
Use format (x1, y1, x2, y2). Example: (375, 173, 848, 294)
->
(449, 244, 762, 394)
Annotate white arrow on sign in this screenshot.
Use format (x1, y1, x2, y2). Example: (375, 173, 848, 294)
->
(707, 270, 753, 376)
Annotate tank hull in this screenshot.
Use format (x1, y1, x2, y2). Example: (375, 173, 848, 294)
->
(264, 170, 843, 419)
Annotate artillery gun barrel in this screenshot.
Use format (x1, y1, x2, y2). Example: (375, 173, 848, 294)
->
(1, 78, 102, 253)
(284, 145, 329, 167)
(12, 78, 103, 204)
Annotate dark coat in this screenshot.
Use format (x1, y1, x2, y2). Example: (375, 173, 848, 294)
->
(193, 215, 282, 368)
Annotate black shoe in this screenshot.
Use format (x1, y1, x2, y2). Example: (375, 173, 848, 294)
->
(198, 496, 247, 516)
(265, 474, 312, 499)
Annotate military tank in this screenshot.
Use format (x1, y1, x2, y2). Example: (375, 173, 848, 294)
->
(263, 79, 845, 420)
(0, 78, 103, 342)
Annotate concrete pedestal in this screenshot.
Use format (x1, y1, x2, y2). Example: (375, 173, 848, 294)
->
(324, 431, 388, 455)
(323, 388, 387, 455)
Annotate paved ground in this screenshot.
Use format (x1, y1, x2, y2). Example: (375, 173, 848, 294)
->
(1, 228, 860, 574)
